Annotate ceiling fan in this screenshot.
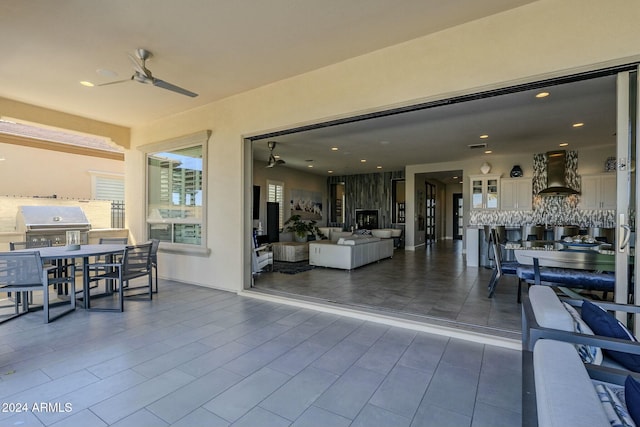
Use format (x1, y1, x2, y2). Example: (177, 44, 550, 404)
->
(99, 48, 198, 97)
(266, 141, 286, 168)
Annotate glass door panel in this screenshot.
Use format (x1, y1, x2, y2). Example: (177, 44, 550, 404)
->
(616, 68, 639, 333)
(472, 179, 483, 209)
(487, 179, 498, 209)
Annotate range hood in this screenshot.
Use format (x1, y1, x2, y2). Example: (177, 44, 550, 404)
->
(537, 150, 580, 196)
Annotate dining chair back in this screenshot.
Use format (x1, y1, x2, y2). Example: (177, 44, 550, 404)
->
(149, 239, 160, 293)
(0, 251, 75, 323)
(99, 237, 128, 244)
(487, 228, 524, 302)
(10, 240, 52, 250)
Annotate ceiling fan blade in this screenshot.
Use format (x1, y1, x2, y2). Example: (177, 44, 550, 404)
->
(152, 78, 198, 97)
(97, 77, 133, 87)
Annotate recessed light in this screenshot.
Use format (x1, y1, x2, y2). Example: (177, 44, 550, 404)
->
(484, 150, 492, 154)
(360, 159, 367, 163)
(307, 165, 313, 168)
(559, 142, 569, 147)
(453, 176, 459, 179)
(480, 134, 489, 139)
(572, 122, 584, 128)
(376, 165, 382, 169)
(328, 170, 334, 174)
(331, 147, 339, 151)
(80, 81, 95, 87)
(536, 92, 550, 98)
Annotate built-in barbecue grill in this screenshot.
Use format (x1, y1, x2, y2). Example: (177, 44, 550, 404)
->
(16, 205, 91, 246)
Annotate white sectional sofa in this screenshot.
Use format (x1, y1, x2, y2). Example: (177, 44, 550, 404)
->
(309, 236, 394, 270)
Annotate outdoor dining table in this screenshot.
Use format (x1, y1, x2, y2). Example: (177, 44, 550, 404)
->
(12, 244, 126, 309)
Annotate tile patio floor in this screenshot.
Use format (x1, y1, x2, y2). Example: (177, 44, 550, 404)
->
(0, 278, 522, 427)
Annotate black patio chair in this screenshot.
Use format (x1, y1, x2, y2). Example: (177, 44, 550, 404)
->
(85, 243, 153, 312)
(0, 251, 76, 323)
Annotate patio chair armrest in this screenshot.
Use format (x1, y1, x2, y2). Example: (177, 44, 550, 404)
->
(86, 262, 122, 269)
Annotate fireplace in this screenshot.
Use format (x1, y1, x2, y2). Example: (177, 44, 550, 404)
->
(355, 209, 378, 230)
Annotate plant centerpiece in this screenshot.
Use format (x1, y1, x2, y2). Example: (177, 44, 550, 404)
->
(284, 214, 324, 242)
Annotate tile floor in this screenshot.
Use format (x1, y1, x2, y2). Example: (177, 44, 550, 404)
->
(0, 278, 522, 427)
(253, 239, 523, 340)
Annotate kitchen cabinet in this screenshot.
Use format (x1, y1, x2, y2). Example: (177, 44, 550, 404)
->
(469, 174, 501, 210)
(580, 174, 616, 210)
(501, 178, 533, 210)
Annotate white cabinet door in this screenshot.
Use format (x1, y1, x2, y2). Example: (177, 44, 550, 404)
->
(599, 174, 616, 209)
(501, 178, 532, 210)
(469, 174, 501, 210)
(581, 174, 616, 210)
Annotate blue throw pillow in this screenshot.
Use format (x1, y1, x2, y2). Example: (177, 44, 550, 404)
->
(625, 376, 640, 425)
(581, 300, 640, 372)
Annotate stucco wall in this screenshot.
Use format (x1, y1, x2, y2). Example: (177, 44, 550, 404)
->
(0, 142, 123, 199)
(127, 0, 640, 290)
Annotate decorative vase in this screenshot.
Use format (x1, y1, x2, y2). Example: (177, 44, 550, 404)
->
(510, 165, 523, 177)
(480, 162, 491, 175)
(294, 233, 308, 243)
(605, 157, 616, 172)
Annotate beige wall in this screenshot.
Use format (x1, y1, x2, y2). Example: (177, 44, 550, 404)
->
(0, 142, 124, 199)
(123, 0, 640, 290)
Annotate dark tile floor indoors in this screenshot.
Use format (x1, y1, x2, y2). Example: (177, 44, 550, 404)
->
(0, 252, 523, 427)
(253, 239, 523, 341)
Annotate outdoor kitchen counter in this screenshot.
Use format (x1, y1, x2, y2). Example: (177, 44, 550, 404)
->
(0, 232, 28, 251)
(0, 229, 128, 251)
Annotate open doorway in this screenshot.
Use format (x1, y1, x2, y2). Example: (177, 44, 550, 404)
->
(248, 67, 621, 337)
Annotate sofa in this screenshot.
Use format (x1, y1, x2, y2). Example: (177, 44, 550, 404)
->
(530, 339, 639, 427)
(522, 286, 640, 426)
(309, 236, 394, 270)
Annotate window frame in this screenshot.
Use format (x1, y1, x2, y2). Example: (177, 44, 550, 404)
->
(139, 131, 210, 254)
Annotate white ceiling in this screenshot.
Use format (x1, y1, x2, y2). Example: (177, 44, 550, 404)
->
(253, 74, 618, 177)
(1, 0, 618, 177)
(0, 0, 536, 127)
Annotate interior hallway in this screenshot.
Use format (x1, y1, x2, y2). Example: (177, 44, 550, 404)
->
(0, 279, 521, 427)
(253, 239, 523, 341)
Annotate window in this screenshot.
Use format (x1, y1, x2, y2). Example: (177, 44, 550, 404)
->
(267, 180, 284, 230)
(141, 131, 209, 247)
(89, 171, 124, 201)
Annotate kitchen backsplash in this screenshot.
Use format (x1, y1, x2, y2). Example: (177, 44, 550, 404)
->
(470, 150, 616, 227)
(469, 208, 616, 227)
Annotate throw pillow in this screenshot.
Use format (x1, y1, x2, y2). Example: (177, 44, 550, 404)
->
(581, 300, 640, 372)
(626, 376, 640, 425)
(594, 382, 636, 427)
(563, 302, 603, 365)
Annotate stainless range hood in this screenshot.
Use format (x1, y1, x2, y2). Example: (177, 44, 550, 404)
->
(537, 150, 580, 196)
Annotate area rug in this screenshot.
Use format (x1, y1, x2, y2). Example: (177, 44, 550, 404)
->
(272, 261, 315, 274)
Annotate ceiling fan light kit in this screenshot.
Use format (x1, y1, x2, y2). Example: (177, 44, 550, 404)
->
(99, 48, 198, 97)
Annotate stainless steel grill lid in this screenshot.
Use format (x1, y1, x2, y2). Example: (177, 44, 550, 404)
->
(17, 205, 91, 231)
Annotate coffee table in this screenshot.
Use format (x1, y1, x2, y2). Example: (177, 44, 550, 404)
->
(271, 241, 309, 262)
